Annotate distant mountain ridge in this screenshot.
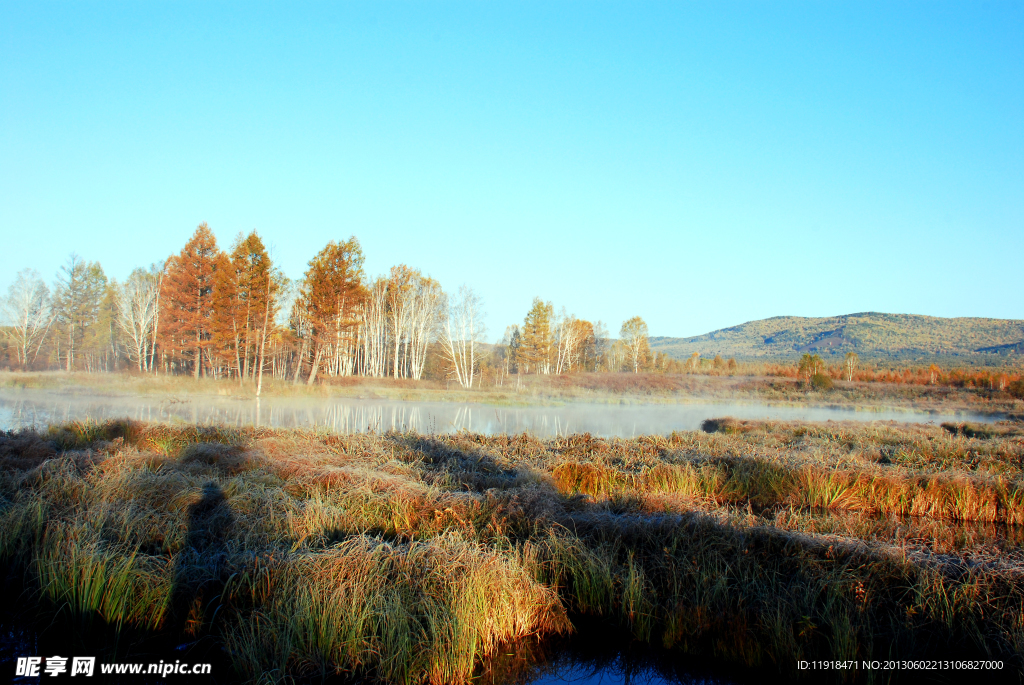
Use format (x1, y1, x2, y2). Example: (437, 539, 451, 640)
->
(650, 312, 1024, 364)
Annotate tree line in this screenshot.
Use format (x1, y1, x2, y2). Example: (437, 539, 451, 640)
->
(1, 224, 673, 387)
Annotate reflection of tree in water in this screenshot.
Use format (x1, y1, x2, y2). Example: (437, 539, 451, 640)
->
(170, 482, 234, 635)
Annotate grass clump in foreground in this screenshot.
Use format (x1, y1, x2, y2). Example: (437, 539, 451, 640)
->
(1, 418, 1023, 683)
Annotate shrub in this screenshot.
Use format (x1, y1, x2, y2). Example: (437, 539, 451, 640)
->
(1009, 379, 1024, 400)
(810, 373, 834, 391)
(940, 422, 994, 439)
(700, 417, 751, 434)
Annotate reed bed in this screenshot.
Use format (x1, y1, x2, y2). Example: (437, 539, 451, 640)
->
(0, 417, 1022, 682)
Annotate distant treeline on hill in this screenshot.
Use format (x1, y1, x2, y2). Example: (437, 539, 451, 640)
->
(651, 312, 1024, 367)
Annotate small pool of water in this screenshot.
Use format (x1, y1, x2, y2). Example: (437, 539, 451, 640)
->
(481, 627, 753, 685)
(0, 388, 996, 439)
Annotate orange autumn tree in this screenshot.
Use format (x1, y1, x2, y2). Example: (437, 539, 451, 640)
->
(160, 223, 222, 378)
(298, 237, 365, 384)
(213, 231, 277, 385)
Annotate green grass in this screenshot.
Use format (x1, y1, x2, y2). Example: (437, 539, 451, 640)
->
(1, 418, 1023, 682)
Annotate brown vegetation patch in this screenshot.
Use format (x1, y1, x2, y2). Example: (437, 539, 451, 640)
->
(0, 430, 57, 471)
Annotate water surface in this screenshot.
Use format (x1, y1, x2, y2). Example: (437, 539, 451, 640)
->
(0, 388, 995, 438)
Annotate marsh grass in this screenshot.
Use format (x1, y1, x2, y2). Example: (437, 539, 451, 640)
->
(1, 417, 1023, 682)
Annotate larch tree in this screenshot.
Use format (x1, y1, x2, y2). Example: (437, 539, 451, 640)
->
(620, 316, 650, 373)
(0, 269, 53, 368)
(211, 250, 241, 378)
(52, 254, 107, 371)
(299, 237, 365, 385)
(160, 223, 222, 378)
(217, 231, 277, 384)
(519, 298, 553, 374)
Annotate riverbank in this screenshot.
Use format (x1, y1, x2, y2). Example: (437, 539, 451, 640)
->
(2, 370, 1020, 417)
(1, 419, 1022, 683)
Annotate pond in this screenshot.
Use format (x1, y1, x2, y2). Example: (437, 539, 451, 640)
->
(0, 388, 996, 438)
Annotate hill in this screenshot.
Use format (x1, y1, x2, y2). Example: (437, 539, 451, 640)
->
(650, 312, 1024, 365)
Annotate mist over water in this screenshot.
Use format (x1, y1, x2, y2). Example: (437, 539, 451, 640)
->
(0, 389, 995, 437)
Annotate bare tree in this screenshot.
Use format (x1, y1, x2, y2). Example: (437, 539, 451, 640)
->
(439, 285, 484, 389)
(115, 268, 160, 371)
(0, 269, 53, 368)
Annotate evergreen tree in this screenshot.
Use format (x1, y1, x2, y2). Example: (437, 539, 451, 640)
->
(52, 254, 107, 371)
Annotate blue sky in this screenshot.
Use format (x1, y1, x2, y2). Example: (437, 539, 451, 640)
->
(2, 2, 1021, 339)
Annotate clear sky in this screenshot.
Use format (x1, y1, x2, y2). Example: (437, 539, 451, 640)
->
(2, 2, 1021, 340)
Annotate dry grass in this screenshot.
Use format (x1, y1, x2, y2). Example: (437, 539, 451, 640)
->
(1, 417, 1023, 682)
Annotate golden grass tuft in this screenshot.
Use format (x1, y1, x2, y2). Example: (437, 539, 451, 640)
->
(1, 419, 1023, 682)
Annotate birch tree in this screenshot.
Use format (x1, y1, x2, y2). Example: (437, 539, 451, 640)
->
(620, 316, 650, 373)
(360, 277, 388, 377)
(798, 353, 824, 382)
(0, 269, 53, 368)
(439, 285, 484, 389)
(845, 352, 860, 382)
(554, 310, 593, 374)
(386, 265, 416, 379)
(115, 268, 160, 371)
(406, 275, 444, 380)
(288, 288, 312, 383)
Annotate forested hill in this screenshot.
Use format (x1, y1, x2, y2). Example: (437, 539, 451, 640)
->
(650, 312, 1024, 364)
